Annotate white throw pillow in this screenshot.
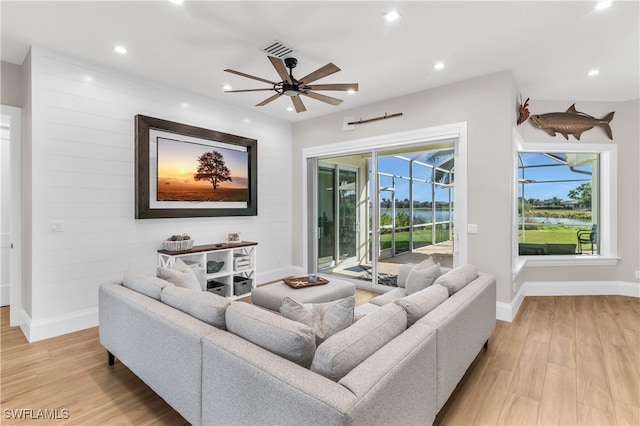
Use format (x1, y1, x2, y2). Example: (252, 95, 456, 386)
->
(157, 258, 202, 291)
(396, 264, 415, 288)
(405, 263, 441, 295)
(280, 296, 355, 345)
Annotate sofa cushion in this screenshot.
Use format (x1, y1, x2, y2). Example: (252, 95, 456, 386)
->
(394, 284, 449, 326)
(369, 287, 407, 306)
(433, 264, 478, 296)
(157, 258, 202, 291)
(280, 296, 355, 345)
(406, 263, 442, 295)
(161, 285, 231, 330)
(189, 264, 207, 291)
(225, 302, 316, 368)
(396, 263, 415, 288)
(311, 303, 407, 381)
(122, 271, 173, 300)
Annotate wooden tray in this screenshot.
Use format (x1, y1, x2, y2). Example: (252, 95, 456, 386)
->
(283, 276, 329, 289)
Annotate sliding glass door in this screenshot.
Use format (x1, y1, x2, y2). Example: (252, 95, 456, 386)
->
(317, 164, 358, 270)
(310, 141, 456, 289)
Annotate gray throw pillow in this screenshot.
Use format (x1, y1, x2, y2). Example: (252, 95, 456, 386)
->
(157, 258, 202, 291)
(394, 283, 449, 326)
(122, 271, 173, 300)
(433, 264, 478, 296)
(405, 263, 441, 295)
(311, 303, 407, 381)
(226, 302, 316, 368)
(280, 296, 355, 345)
(396, 264, 415, 288)
(161, 285, 230, 329)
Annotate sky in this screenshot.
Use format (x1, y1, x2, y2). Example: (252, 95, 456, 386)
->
(156, 137, 248, 189)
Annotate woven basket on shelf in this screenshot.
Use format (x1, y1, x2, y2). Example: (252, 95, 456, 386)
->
(162, 239, 194, 251)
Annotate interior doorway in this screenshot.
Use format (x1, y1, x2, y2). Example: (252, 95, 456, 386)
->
(1, 105, 22, 326)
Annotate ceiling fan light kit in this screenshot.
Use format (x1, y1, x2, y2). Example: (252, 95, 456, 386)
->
(224, 56, 359, 113)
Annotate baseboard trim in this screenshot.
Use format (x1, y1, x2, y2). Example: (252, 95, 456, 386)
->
(21, 307, 98, 343)
(497, 280, 639, 323)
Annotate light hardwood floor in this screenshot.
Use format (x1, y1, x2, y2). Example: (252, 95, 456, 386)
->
(1, 294, 638, 425)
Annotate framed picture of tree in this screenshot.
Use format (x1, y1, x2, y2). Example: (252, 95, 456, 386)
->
(135, 115, 257, 218)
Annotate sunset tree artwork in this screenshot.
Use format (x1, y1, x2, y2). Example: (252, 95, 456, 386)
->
(156, 137, 249, 202)
(194, 151, 232, 190)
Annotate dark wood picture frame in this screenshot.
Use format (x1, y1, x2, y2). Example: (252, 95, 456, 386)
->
(135, 115, 257, 219)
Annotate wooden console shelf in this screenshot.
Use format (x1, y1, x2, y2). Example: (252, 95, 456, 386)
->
(158, 242, 257, 300)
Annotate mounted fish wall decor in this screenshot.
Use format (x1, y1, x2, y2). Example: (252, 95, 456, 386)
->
(517, 97, 530, 125)
(529, 103, 614, 140)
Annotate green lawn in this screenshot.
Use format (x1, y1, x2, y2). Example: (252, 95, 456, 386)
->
(379, 225, 452, 254)
(519, 225, 594, 252)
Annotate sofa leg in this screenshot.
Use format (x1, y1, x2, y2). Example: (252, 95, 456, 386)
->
(483, 339, 489, 350)
(108, 351, 115, 366)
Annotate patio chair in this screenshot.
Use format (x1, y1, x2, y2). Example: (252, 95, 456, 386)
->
(577, 224, 597, 254)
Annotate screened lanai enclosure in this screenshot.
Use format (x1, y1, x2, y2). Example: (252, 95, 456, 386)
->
(517, 151, 599, 255)
(311, 142, 455, 288)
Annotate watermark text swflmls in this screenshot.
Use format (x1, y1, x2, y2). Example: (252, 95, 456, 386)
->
(3, 408, 70, 420)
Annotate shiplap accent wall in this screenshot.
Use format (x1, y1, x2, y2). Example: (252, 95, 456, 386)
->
(25, 47, 293, 341)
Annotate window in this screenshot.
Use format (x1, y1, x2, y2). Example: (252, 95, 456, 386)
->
(514, 141, 617, 267)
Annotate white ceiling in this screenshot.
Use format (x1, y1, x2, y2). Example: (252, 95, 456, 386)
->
(2, 1, 638, 123)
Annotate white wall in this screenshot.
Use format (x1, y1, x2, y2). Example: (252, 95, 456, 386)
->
(293, 71, 519, 304)
(1, 61, 23, 107)
(22, 47, 293, 341)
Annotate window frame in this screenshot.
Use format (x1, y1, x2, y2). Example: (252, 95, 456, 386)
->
(513, 139, 618, 272)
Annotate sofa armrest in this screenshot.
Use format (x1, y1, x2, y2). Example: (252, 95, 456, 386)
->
(338, 323, 438, 425)
(417, 273, 496, 410)
(99, 282, 215, 425)
(201, 328, 357, 425)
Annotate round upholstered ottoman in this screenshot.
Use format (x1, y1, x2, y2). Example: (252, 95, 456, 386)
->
(251, 277, 355, 312)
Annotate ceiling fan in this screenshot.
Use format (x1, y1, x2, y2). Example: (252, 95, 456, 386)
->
(224, 56, 359, 113)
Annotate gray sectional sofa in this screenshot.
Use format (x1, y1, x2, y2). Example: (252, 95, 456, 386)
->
(99, 264, 496, 425)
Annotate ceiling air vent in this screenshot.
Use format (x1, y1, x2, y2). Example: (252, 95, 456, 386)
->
(263, 41, 294, 58)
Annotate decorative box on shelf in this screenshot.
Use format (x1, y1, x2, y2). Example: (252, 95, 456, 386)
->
(233, 276, 252, 296)
(158, 241, 257, 300)
(207, 280, 226, 297)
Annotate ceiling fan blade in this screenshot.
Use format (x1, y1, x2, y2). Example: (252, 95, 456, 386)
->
(256, 93, 282, 106)
(268, 56, 292, 84)
(304, 83, 359, 92)
(291, 95, 306, 113)
(224, 69, 276, 85)
(301, 91, 343, 106)
(298, 63, 340, 84)
(225, 88, 275, 93)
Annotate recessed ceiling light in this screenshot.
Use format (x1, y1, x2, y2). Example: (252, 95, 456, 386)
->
(434, 62, 445, 70)
(286, 106, 294, 112)
(114, 45, 127, 55)
(223, 84, 232, 91)
(181, 102, 189, 108)
(588, 69, 600, 76)
(169, 0, 185, 5)
(595, 1, 612, 11)
(383, 10, 401, 22)
(347, 88, 356, 94)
